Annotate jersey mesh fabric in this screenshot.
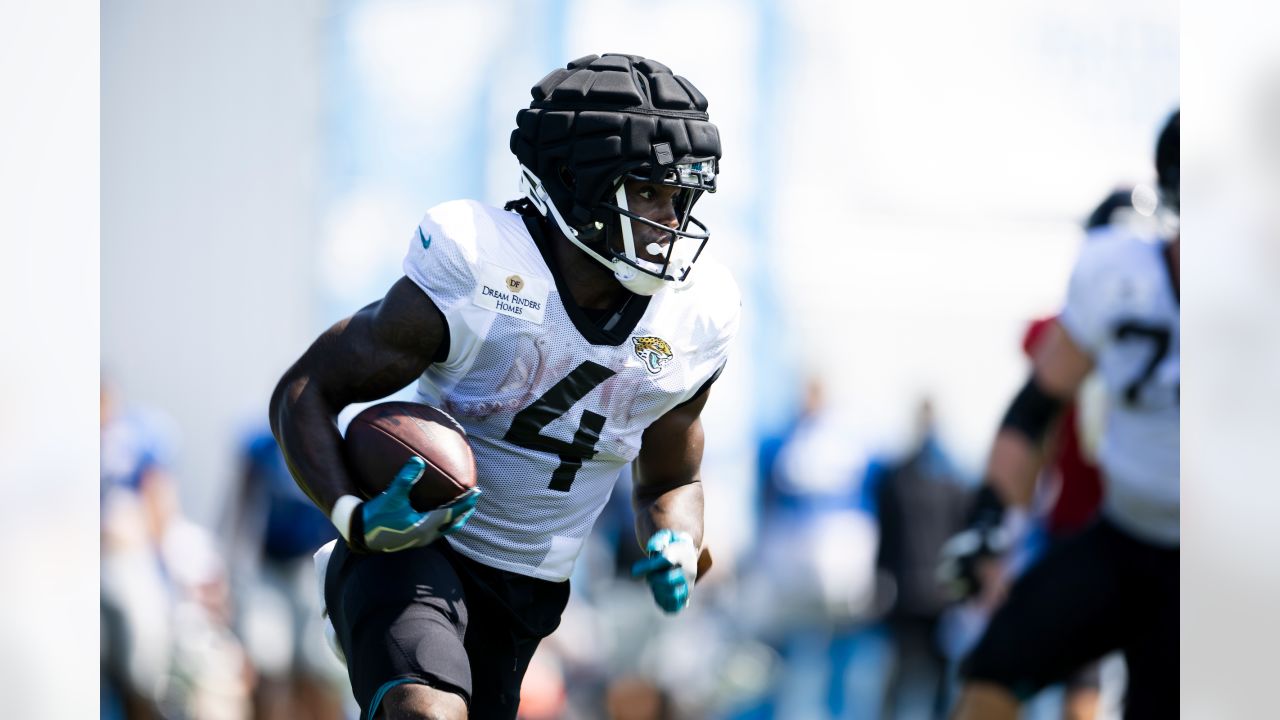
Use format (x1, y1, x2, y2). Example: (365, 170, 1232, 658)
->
(402, 200, 739, 580)
(1058, 228, 1179, 545)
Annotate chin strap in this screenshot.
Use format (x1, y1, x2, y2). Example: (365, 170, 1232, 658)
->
(613, 264, 667, 296)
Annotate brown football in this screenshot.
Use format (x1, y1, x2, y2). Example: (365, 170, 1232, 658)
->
(342, 401, 477, 511)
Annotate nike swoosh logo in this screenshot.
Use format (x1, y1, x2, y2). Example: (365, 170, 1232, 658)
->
(418, 228, 431, 249)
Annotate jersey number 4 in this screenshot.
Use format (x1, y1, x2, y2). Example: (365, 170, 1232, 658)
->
(503, 361, 616, 491)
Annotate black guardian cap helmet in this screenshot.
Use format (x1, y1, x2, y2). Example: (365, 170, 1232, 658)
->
(510, 54, 722, 294)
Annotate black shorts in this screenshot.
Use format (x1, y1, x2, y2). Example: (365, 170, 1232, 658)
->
(324, 538, 571, 720)
(961, 518, 1177, 719)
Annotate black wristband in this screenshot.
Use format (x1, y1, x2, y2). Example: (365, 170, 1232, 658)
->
(1001, 374, 1065, 443)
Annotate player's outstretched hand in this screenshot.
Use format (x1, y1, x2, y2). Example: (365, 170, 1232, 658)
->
(350, 457, 481, 553)
(936, 485, 1016, 601)
(631, 529, 699, 614)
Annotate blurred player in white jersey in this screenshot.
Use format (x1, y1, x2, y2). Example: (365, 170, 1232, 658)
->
(942, 110, 1180, 720)
(269, 54, 738, 720)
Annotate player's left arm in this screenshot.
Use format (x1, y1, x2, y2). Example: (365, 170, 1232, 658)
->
(987, 320, 1095, 507)
(939, 320, 1095, 601)
(630, 385, 713, 614)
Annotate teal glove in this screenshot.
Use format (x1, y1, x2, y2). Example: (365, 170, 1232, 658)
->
(631, 529, 699, 614)
(347, 457, 480, 553)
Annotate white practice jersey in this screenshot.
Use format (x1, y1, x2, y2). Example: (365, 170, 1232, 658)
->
(1058, 228, 1179, 546)
(402, 200, 740, 581)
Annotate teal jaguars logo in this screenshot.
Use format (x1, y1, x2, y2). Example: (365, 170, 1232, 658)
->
(632, 336, 674, 375)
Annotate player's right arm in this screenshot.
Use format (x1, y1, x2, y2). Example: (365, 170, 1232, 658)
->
(986, 320, 1094, 508)
(940, 320, 1094, 600)
(268, 276, 449, 542)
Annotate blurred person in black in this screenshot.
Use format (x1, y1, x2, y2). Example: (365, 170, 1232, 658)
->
(943, 111, 1180, 720)
(875, 398, 969, 719)
(225, 428, 347, 719)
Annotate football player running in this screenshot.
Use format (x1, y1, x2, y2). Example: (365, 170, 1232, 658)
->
(943, 111, 1180, 720)
(269, 54, 738, 720)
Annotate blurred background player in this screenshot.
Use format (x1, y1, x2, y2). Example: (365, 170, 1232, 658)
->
(1012, 314, 1108, 720)
(1031, 183, 1157, 544)
(747, 374, 882, 719)
(101, 378, 180, 719)
(224, 428, 348, 719)
(943, 186, 1158, 719)
(270, 54, 738, 720)
(944, 110, 1180, 720)
(992, 186, 1155, 719)
(101, 378, 254, 720)
(874, 398, 970, 719)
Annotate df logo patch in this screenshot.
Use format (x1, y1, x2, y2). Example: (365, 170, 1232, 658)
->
(632, 336, 674, 374)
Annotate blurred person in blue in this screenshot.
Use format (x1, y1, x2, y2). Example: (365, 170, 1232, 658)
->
(224, 428, 347, 719)
(742, 375, 883, 719)
(873, 398, 970, 719)
(270, 54, 738, 720)
(101, 378, 254, 720)
(942, 110, 1180, 720)
(101, 378, 181, 719)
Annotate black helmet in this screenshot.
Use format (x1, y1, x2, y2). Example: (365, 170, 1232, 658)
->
(1084, 187, 1136, 231)
(1155, 109, 1179, 211)
(510, 54, 722, 294)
